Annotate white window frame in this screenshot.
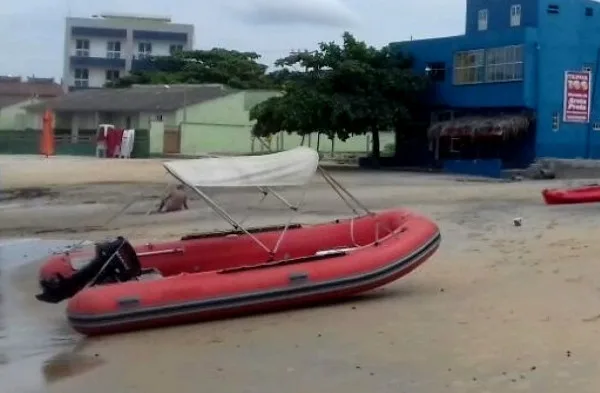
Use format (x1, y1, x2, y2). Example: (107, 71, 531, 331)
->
(106, 41, 121, 59)
(453, 49, 485, 85)
(74, 68, 89, 87)
(169, 44, 183, 55)
(75, 39, 89, 57)
(485, 45, 524, 82)
(105, 69, 120, 82)
(478, 9, 488, 31)
(510, 5, 521, 27)
(138, 42, 152, 58)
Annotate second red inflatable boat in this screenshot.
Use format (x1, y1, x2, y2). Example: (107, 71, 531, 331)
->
(542, 184, 600, 204)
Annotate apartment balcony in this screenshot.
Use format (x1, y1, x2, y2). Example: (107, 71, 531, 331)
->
(70, 56, 126, 68)
(71, 26, 127, 38)
(132, 30, 188, 42)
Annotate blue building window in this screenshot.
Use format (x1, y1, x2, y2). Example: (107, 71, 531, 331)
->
(453, 45, 523, 85)
(485, 45, 523, 82)
(453, 50, 485, 84)
(478, 9, 488, 31)
(510, 5, 521, 27)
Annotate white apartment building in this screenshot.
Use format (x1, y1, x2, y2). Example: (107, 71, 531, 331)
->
(63, 14, 194, 91)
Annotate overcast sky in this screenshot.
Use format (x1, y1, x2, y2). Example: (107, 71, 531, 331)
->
(0, 0, 465, 80)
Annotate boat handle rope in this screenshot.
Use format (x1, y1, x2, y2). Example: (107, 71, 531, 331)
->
(350, 217, 359, 247)
(349, 216, 388, 248)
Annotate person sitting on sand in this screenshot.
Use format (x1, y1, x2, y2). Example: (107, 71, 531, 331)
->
(156, 185, 188, 213)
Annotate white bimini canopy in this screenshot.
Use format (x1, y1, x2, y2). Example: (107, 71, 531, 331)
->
(163, 147, 320, 188)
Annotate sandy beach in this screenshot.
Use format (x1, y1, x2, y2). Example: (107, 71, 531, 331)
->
(2, 155, 600, 392)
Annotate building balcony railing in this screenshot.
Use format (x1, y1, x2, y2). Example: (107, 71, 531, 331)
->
(132, 30, 188, 42)
(71, 26, 127, 38)
(70, 56, 126, 68)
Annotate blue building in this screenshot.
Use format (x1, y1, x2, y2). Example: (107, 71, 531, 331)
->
(391, 0, 600, 173)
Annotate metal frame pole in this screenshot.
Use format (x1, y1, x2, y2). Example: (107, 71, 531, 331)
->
(260, 187, 297, 211)
(164, 166, 272, 254)
(254, 136, 371, 216)
(271, 189, 308, 255)
(318, 167, 372, 215)
(198, 154, 297, 211)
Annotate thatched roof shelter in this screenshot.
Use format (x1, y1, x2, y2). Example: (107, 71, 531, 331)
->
(427, 114, 531, 139)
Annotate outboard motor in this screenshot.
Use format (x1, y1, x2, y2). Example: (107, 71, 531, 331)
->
(36, 236, 142, 303)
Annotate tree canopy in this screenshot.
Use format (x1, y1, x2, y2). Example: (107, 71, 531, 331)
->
(249, 32, 429, 160)
(108, 48, 274, 89)
(107, 33, 429, 160)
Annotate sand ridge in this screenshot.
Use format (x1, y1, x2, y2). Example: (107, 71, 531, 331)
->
(0, 155, 169, 188)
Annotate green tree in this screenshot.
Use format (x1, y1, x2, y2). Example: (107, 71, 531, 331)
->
(250, 49, 335, 142)
(108, 48, 274, 89)
(250, 84, 334, 140)
(251, 32, 429, 162)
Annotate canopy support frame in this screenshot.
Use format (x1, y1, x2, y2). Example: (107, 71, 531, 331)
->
(317, 167, 372, 216)
(238, 186, 298, 227)
(253, 136, 371, 216)
(271, 188, 308, 257)
(162, 141, 376, 258)
(164, 165, 273, 255)
(258, 187, 297, 211)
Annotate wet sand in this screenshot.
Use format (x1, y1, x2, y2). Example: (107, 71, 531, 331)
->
(2, 156, 600, 392)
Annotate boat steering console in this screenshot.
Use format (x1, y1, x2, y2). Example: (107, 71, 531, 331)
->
(36, 236, 142, 304)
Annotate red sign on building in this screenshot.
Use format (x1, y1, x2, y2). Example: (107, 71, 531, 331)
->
(563, 71, 592, 123)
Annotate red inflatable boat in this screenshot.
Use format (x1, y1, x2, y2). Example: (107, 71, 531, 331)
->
(38, 210, 440, 335)
(34, 147, 442, 335)
(542, 184, 600, 205)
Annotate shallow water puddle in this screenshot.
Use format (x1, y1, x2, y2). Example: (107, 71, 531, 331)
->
(0, 238, 90, 391)
(41, 352, 105, 384)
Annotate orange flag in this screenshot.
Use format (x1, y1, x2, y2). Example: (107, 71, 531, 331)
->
(40, 109, 55, 157)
